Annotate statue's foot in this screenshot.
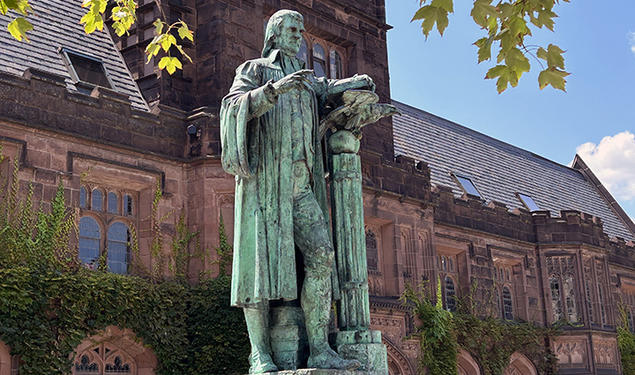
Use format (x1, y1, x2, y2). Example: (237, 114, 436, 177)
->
(307, 348, 361, 370)
(249, 352, 278, 374)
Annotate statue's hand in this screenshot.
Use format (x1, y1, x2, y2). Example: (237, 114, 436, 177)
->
(271, 69, 314, 95)
(352, 74, 375, 92)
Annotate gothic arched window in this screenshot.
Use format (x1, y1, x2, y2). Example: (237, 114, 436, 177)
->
(92, 189, 103, 211)
(550, 276, 562, 321)
(123, 194, 133, 216)
(502, 286, 513, 320)
(312, 43, 327, 77)
(444, 276, 456, 312)
(329, 50, 343, 79)
(107, 222, 130, 275)
(79, 216, 101, 268)
(80, 186, 87, 208)
(297, 37, 308, 65)
(107, 192, 119, 214)
(547, 256, 578, 323)
(73, 344, 133, 375)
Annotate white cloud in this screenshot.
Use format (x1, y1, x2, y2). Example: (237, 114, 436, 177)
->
(629, 32, 635, 55)
(576, 131, 635, 202)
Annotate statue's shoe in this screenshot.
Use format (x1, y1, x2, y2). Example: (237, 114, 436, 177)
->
(307, 348, 361, 370)
(249, 352, 278, 374)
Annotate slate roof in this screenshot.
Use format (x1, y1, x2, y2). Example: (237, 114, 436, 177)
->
(0, 0, 148, 111)
(392, 100, 635, 242)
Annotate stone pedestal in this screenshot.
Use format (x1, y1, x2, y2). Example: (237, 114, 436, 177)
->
(270, 306, 309, 370)
(332, 331, 388, 375)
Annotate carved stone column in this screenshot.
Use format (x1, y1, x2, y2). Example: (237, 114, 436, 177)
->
(329, 129, 388, 375)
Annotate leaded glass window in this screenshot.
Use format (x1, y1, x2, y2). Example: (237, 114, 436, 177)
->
(92, 189, 103, 211)
(79, 217, 101, 268)
(107, 192, 119, 214)
(502, 286, 513, 320)
(547, 256, 578, 323)
(564, 275, 578, 323)
(312, 43, 327, 77)
(365, 229, 378, 271)
(598, 285, 606, 325)
(80, 186, 87, 208)
(105, 356, 130, 373)
(495, 288, 502, 318)
(297, 38, 308, 65)
(107, 222, 130, 275)
(444, 276, 456, 312)
(75, 354, 99, 374)
(550, 276, 562, 321)
(123, 195, 133, 216)
(329, 49, 343, 79)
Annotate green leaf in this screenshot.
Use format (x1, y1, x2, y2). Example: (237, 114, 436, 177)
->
(160, 34, 176, 52)
(412, 5, 449, 37)
(505, 47, 530, 77)
(153, 18, 163, 35)
(537, 44, 566, 69)
(474, 36, 493, 63)
(7, 17, 33, 41)
(158, 56, 182, 74)
(430, 0, 453, 13)
(538, 67, 569, 91)
(177, 24, 193, 42)
(471, 0, 497, 28)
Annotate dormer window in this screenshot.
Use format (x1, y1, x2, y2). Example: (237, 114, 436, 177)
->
(61, 48, 113, 89)
(453, 174, 482, 198)
(518, 193, 540, 211)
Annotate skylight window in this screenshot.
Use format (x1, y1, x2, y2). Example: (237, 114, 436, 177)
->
(518, 193, 540, 211)
(454, 174, 482, 198)
(61, 48, 112, 88)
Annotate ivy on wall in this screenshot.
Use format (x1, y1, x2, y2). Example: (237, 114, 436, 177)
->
(0, 157, 250, 375)
(618, 306, 635, 375)
(402, 280, 559, 375)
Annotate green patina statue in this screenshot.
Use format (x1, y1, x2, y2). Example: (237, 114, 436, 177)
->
(221, 9, 396, 374)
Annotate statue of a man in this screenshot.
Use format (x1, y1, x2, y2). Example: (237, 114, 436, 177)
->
(220, 9, 374, 374)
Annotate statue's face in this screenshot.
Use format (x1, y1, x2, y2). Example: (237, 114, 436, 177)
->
(276, 17, 305, 56)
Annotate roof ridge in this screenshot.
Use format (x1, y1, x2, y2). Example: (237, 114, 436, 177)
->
(391, 99, 581, 175)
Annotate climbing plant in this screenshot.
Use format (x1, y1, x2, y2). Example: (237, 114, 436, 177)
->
(403, 279, 559, 375)
(618, 305, 635, 375)
(0, 158, 249, 375)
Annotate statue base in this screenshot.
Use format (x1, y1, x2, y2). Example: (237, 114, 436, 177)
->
(330, 330, 388, 375)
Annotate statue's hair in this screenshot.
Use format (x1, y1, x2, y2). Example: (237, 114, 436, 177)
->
(262, 9, 304, 58)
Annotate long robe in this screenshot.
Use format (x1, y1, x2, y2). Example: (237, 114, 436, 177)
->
(220, 50, 338, 307)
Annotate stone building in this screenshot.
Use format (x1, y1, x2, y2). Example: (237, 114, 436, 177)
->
(0, 0, 633, 374)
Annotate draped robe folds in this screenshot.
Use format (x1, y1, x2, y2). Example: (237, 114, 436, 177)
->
(220, 51, 339, 307)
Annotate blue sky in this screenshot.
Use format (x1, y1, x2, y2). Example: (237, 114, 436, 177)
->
(386, 1, 635, 224)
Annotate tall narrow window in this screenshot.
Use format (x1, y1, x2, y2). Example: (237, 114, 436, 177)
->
(123, 194, 133, 216)
(550, 276, 562, 321)
(92, 189, 103, 211)
(297, 38, 308, 65)
(598, 285, 607, 325)
(564, 275, 578, 323)
(502, 286, 514, 320)
(107, 222, 130, 275)
(365, 229, 378, 271)
(107, 192, 119, 214)
(312, 43, 327, 77)
(329, 50, 343, 79)
(444, 276, 456, 312)
(80, 186, 87, 208)
(494, 288, 502, 318)
(79, 217, 101, 268)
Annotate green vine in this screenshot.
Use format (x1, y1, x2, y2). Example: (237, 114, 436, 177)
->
(0, 159, 249, 374)
(618, 304, 635, 375)
(402, 279, 559, 375)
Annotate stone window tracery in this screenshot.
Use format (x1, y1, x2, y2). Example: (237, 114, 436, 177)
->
(73, 345, 134, 375)
(79, 186, 136, 275)
(546, 256, 579, 323)
(365, 228, 378, 272)
(296, 34, 346, 79)
(444, 276, 457, 312)
(502, 286, 513, 320)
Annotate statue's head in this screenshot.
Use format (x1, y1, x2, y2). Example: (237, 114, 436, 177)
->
(262, 10, 305, 58)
